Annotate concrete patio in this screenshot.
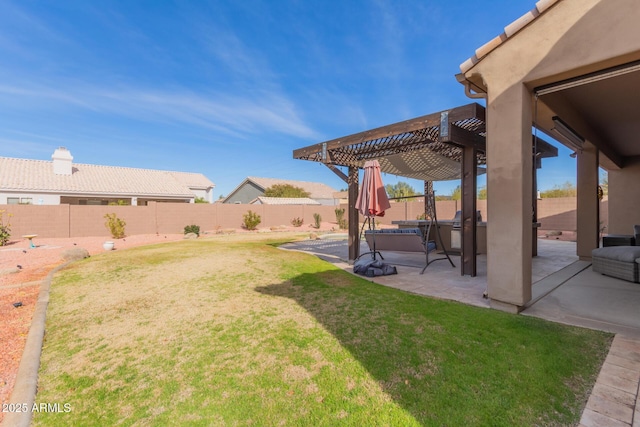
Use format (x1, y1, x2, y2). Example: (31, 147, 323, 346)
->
(283, 235, 640, 337)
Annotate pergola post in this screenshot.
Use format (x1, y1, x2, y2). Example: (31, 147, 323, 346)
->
(461, 144, 477, 276)
(348, 166, 360, 261)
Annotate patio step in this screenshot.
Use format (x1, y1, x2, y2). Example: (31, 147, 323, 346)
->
(526, 260, 592, 308)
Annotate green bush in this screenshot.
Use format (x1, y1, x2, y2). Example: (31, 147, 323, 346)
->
(104, 213, 126, 239)
(184, 224, 201, 236)
(291, 217, 304, 227)
(242, 210, 261, 230)
(334, 208, 347, 230)
(0, 209, 12, 246)
(313, 213, 322, 229)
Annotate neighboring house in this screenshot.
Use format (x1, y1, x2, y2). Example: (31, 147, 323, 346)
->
(249, 197, 321, 205)
(0, 147, 215, 205)
(223, 177, 338, 205)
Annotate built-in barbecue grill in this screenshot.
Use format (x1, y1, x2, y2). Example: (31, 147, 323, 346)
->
(451, 211, 462, 250)
(451, 210, 482, 251)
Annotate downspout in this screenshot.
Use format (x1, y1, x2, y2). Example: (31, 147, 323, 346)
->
(455, 73, 487, 100)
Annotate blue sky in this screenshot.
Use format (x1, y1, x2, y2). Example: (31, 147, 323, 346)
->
(0, 0, 578, 199)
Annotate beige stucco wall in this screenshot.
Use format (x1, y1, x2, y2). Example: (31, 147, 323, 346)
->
(608, 157, 640, 234)
(461, 0, 640, 310)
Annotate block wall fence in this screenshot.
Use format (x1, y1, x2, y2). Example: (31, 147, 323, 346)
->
(0, 198, 606, 239)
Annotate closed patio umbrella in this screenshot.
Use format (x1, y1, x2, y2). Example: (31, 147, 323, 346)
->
(356, 160, 391, 259)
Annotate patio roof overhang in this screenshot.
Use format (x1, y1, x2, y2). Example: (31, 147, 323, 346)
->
(293, 102, 558, 275)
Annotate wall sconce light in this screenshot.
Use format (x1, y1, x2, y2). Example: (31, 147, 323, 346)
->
(552, 116, 584, 152)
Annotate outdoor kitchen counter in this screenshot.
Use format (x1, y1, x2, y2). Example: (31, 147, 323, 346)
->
(391, 220, 487, 254)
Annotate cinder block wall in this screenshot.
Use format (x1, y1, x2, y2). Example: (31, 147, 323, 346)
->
(1, 197, 601, 238)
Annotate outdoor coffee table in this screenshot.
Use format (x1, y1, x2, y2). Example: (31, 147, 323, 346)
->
(22, 234, 38, 249)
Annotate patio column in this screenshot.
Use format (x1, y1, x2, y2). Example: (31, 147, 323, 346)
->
(485, 84, 533, 313)
(576, 141, 599, 259)
(348, 166, 360, 261)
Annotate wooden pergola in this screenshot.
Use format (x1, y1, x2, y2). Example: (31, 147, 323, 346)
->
(293, 103, 557, 276)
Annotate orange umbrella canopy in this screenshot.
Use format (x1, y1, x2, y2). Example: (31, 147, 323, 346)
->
(355, 160, 391, 217)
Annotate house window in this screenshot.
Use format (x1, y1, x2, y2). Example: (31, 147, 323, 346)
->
(8, 197, 33, 204)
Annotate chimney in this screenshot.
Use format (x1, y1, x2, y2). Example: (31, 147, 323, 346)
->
(52, 147, 73, 175)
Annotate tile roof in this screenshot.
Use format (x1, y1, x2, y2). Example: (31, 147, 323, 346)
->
(250, 197, 321, 205)
(0, 156, 214, 197)
(459, 0, 561, 73)
(247, 177, 338, 199)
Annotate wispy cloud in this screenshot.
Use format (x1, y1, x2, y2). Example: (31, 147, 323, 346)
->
(0, 81, 320, 140)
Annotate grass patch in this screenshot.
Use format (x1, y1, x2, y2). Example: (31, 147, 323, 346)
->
(34, 233, 612, 426)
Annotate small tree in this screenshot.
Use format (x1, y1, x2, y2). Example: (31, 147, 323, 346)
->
(242, 210, 261, 230)
(264, 184, 310, 198)
(104, 213, 126, 239)
(540, 182, 577, 198)
(0, 210, 12, 246)
(477, 186, 487, 200)
(384, 182, 416, 202)
(451, 185, 462, 201)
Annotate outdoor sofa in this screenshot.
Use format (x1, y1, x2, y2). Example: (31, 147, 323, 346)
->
(591, 225, 640, 283)
(364, 228, 438, 274)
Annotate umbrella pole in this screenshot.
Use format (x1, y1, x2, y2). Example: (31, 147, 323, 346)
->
(371, 216, 376, 260)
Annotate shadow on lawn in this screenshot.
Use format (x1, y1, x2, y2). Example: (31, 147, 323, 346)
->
(256, 270, 443, 423)
(255, 267, 612, 426)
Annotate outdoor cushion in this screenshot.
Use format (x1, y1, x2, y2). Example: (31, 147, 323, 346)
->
(592, 246, 640, 263)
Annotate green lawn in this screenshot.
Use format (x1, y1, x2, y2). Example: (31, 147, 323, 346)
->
(34, 234, 612, 426)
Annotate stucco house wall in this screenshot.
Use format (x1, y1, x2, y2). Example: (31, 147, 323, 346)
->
(608, 158, 640, 235)
(458, 0, 640, 311)
(224, 181, 264, 204)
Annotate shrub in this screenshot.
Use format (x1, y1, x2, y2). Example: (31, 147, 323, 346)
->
(242, 210, 261, 230)
(194, 197, 208, 204)
(335, 208, 347, 230)
(104, 213, 126, 239)
(184, 224, 201, 236)
(264, 184, 310, 198)
(291, 217, 304, 227)
(313, 213, 322, 229)
(0, 210, 12, 246)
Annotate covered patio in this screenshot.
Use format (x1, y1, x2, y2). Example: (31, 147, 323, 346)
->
(455, 0, 640, 312)
(293, 103, 557, 278)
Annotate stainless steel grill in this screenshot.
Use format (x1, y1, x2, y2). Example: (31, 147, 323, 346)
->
(451, 211, 482, 251)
